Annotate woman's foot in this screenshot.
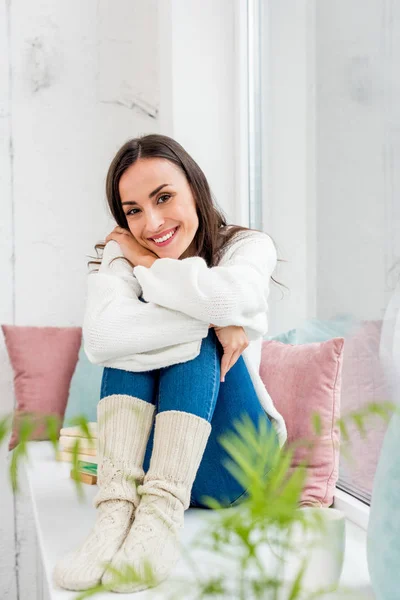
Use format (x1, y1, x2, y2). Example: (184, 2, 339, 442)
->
(101, 410, 211, 592)
(101, 491, 184, 592)
(53, 394, 156, 591)
(53, 499, 134, 591)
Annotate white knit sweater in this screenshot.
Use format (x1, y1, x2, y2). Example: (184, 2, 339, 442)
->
(83, 230, 287, 446)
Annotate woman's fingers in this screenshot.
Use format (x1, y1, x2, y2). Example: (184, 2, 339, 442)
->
(220, 352, 228, 381)
(105, 226, 131, 243)
(211, 325, 249, 382)
(220, 349, 241, 382)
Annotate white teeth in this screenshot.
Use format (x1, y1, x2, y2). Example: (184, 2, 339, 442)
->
(153, 227, 177, 243)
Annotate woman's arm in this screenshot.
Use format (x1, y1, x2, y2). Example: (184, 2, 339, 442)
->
(132, 232, 277, 341)
(83, 273, 209, 363)
(83, 240, 209, 364)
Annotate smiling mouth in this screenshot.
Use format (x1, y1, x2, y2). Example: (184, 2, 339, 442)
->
(149, 226, 179, 246)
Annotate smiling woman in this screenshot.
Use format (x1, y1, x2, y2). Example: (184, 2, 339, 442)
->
(103, 224, 160, 270)
(105, 155, 200, 265)
(87, 133, 286, 278)
(57, 133, 290, 594)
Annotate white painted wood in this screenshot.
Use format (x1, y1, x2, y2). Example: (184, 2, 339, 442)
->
(0, 426, 18, 600)
(26, 441, 373, 599)
(261, 0, 316, 336)
(334, 488, 370, 532)
(15, 468, 41, 600)
(0, 1, 244, 597)
(36, 542, 51, 600)
(233, 0, 250, 229)
(159, 0, 237, 224)
(10, 0, 159, 327)
(0, 1, 160, 597)
(0, 0, 18, 596)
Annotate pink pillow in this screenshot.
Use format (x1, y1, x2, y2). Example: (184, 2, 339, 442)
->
(339, 320, 391, 499)
(2, 325, 82, 450)
(260, 337, 345, 507)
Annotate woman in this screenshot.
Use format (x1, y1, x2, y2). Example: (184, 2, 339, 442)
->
(53, 134, 287, 593)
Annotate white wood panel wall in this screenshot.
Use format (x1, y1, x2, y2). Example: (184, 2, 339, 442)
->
(0, 0, 18, 594)
(0, 1, 159, 598)
(0, 1, 238, 598)
(263, 0, 317, 335)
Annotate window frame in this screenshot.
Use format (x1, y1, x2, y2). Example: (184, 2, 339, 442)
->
(242, 0, 374, 522)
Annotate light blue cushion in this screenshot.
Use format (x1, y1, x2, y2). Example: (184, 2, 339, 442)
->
(265, 328, 297, 344)
(265, 313, 360, 345)
(63, 343, 103, 427)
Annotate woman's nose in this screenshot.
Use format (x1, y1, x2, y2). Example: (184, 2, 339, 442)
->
(146, 213, 165, 232)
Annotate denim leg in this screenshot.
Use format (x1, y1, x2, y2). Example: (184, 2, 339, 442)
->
(142, 328, 221, 472)
(190, 353, 278, 508)
(100, 366, 158, 405)
(143, 328, 278, 507)
(157, 327, 221, 420)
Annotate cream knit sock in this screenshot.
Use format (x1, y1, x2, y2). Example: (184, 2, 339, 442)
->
(53, 394, 155, 591)
(101, 410, 211, 593)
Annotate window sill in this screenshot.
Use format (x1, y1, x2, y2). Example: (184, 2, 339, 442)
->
(22, 442, 375, 599)
(333, 487, 370, 531)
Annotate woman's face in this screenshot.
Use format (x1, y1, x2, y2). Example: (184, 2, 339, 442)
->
(119, 157, 199, 259)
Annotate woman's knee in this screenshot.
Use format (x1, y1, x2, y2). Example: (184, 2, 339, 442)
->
(100, 366, 158, 405)
(157, 331, 221, 419)
(162, 328, 220, 379)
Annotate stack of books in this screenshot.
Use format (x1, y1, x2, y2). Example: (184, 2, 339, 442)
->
(70, 461, 98, 485)
(56, 422, 98, 485)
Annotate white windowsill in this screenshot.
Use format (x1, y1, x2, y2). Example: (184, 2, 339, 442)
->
(21, 442, 375, 600)
(333, 487, 370, 531)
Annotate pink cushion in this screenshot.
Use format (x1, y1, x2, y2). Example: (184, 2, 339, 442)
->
(339, 320, 390, 499)
(260, 337, 345, 507)
(2, 325, 82, 450)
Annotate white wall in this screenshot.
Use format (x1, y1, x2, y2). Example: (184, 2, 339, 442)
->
(0, 1, 238, 598)
(0, 2, 159, 599)
(159, 0, 237, 223)
(0, 0, 18, 595)
(263, 0, 317, 335)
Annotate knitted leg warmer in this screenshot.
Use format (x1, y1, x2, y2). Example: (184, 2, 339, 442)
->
(53, 394, 155, 591)
(101, 410, 211, 593)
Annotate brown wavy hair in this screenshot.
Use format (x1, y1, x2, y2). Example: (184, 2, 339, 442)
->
(87, 133, 287, 291)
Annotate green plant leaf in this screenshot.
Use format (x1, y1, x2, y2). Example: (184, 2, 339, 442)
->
(311, 412, 322, 437)
(287, 560, 307, 600)
(0, 414, 12, 445)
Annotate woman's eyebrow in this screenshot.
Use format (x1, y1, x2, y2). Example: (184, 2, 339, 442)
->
(121, 183, 172, 206)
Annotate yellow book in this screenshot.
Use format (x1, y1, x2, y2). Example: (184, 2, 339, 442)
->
(59, 422, 97, 438)
(70, 470, 97, 485)
(56, 450, 97, 464)
(59, 435, 97, 454)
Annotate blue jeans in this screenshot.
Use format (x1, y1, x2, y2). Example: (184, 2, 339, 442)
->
(99, 328, 277, 508)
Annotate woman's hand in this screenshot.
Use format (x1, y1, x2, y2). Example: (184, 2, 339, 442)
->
(105, 226, 159, 267)
(209, 324, 249, 382)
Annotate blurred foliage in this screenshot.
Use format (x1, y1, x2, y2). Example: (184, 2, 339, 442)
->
(0, 398, 397, 599)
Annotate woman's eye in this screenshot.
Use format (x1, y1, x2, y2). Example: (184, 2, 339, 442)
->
(126, 194, 171, 216)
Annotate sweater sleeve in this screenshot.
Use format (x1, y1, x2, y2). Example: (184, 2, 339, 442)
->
(82, 241, 209, 364)
(133, 232, 278, 341)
